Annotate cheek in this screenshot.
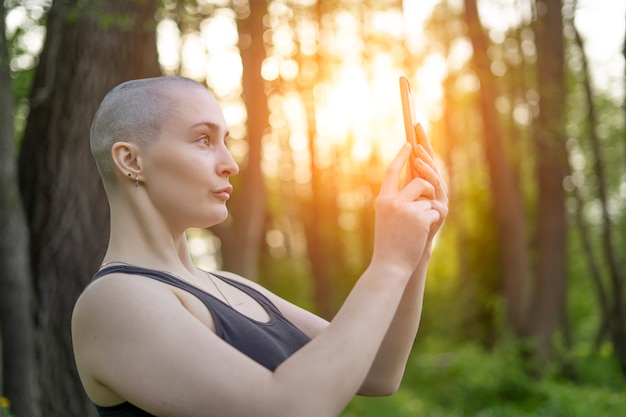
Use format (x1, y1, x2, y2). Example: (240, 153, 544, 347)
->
(149, 150, 211, 185)
(150, 154, 222, 208)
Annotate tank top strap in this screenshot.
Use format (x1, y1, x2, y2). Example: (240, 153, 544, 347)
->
(93, 265, 197, 292)
(210, 273, 283, 316)
(91, 264, 311, 373)
(92, 265, 228, 335)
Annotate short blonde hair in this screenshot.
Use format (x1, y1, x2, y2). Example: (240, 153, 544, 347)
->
(90, 76, 206, 188)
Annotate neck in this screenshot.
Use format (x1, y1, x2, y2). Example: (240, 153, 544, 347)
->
(102, 192, 197, 275)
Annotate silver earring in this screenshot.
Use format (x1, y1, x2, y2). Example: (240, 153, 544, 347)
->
(135, 175, 139, 188)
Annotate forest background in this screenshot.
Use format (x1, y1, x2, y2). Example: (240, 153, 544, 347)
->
(1, 0, 625, 416)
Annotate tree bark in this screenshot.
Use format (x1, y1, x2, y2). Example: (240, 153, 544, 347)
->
(571, 185, 611, 355)
(527, 0, 569, 361)
(463, 0, 531, 336)
(619, 3, 626, 371)
(297, 0, 344, 319)
(0, 2, 35, 416)
(18, 1, 160, 415)
(572, 18, 626, 372)
(215, 1, 268, 281)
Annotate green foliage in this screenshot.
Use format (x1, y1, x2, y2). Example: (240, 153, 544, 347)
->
(342, 342, 626, 417)
(0, 397, 14, 417)
(63, 0, 135, 30)
(11, 67, 34, 144)
(566, 226, 605, 349)
(258, 250, 319, 314)
(5, 1, 45, 144)
(418, 173, 504, 348)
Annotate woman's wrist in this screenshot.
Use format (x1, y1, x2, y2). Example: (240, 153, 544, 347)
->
(366, 258, 414, 285)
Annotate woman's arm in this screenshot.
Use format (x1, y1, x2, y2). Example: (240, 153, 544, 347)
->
(247, 139, 448, 398)
(358, 136, 449, 395)
(73, 144, 440, 417)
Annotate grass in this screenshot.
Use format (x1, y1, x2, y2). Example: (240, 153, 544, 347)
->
(341, 342, 626, 417)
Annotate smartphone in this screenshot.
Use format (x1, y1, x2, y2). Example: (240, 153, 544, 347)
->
(399, 76, 418, 153)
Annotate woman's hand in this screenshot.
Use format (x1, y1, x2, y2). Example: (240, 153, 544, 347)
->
(371, 143, 441, 275)
(409, 124, 449, 243)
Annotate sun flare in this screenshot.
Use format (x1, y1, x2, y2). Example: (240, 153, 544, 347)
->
(157, 2, 444, 183)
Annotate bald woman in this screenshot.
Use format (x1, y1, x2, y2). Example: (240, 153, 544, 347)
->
(72, 76, 448, 417)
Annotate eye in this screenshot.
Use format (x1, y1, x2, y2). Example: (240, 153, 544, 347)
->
(198, 135, 210, 146)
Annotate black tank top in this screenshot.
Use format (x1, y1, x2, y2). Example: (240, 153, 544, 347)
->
(90, 265, 311, 417)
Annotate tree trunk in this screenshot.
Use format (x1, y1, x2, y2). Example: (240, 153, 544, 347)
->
(622, 9, 626, 167)
(299, 0, 342, 319)
(527, 0, 569, 361)
(215, 1, 268, 281)
(571, 185, 611, 355)
(463, 0, 531, 336)
(0, 2, 35, 416)
(18, 1, 160, 415)
(572, 17, 626, 372)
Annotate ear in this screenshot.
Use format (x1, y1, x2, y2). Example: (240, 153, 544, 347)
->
(111, 141, 143, 179)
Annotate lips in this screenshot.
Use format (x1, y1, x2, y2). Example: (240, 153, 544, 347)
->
(213, 185, 233, 200)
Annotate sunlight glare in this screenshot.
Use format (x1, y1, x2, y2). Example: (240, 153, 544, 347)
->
(414, 53, 447, 120)
(289, 132, 308, 153)
(272, 26, 296, 56)
(200, 13, 238, 51)
(314, 64, 374, 149)
(160, 1, 450, 184)
(295, 20, 317, 56)
(206, 52, 242, 96)
(331, 11, 363, 56)
(6, 6, 27, 37)
(280, 59, 299, 80)
(188, 230, 221, 270)
(180, 32, 207, 81)
(262, 56, 280, 81)
(262, 134, 281, 178)
(157, 19, 181, 74)
(369, 9, 404, 38)
(351, 140, 373, 162)
(198, 11, 243, 97)
(6, 5, 47, 70)
(283, 93, 307, 131)
(447, 38, 473, 71)
(402, 0, 439, 52)
(221, 101, 247, 128)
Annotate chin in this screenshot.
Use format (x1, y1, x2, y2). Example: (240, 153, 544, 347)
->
(201, 208, 230, 228)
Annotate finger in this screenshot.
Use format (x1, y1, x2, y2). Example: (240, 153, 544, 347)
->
(415, 123, 435, 159)
(410, 200, 441, 225)
(430, 200, 449, 219)
(381, 143, 411, 195)
(414, 144, 438, 173)
(412, 145, 441, 181)
(412, 157, 447, 198)
(402, 153, 420, 188)
(421, 205, 441, 225)
(400, 177, 436, 201)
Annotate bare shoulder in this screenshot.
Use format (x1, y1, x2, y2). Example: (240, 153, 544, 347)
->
(72, 273, 183, 335)
(214, 270, 329, 337)
(71, 272, 284, 415)
(71, 273, 186, 404)
(73, 274, 165, 341)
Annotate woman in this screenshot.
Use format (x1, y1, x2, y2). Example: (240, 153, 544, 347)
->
(72, 75, 448, 417)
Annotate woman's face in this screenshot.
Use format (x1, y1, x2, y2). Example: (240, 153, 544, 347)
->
(140, 86, 239, 231)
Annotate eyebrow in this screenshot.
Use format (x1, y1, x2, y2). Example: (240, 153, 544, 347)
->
(189, 121, 229, 136)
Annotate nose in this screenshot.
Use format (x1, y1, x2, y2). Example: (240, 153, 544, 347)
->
(218, 146, 239, 177)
